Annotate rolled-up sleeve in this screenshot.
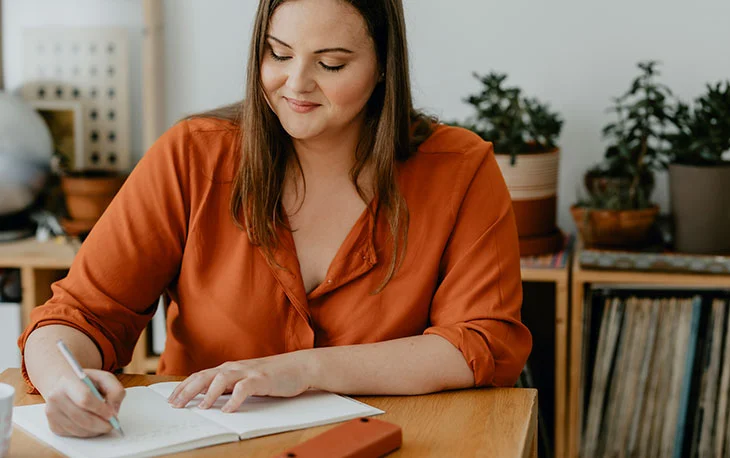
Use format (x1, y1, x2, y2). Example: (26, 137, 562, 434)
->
(424, 142, 532, 387)
(17, 121, 193, 392)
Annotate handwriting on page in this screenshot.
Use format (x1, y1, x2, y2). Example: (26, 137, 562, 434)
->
(13, 386, 234, 458)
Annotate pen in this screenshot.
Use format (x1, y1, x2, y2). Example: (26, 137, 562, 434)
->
(56, 340, 125, 437)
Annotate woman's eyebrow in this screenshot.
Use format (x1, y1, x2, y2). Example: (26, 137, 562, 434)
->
(266, 35, 353, 54)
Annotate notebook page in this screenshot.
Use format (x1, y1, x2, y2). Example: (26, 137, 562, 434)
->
(13, 386, 238, 458)
(148, 382, 384, 439)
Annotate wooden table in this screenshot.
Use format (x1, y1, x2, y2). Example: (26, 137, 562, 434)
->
(2, 369, 537, 458)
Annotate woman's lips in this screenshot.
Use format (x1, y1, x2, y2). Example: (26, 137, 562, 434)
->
(284, 97, 321, 114)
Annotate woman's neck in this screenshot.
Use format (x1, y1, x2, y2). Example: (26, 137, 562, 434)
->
(291, 118, 365, 179)
(286, 119, 374, 205)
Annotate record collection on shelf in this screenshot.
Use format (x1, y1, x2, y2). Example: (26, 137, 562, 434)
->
(581, 287, 730, 458)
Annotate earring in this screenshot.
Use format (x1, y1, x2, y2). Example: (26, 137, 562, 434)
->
(379, 72, 385, 82)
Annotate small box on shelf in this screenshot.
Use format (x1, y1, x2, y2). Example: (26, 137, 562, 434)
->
(0, 302, 22, 372)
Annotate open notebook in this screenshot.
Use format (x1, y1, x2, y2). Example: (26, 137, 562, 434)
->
(13, 382, 383, 458)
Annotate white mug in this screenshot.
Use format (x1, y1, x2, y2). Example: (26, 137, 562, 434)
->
(0, 383, 14, 458)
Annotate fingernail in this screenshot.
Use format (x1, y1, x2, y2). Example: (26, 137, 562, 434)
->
(198, 402, 208, 409)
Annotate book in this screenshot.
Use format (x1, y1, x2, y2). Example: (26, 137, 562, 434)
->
(647, 298, 679, 456)
(602, 295, 637, 456)
(687, 297, 716, 458)
(715, 300, 730, 457)
(581, 297, 617, 457)
(625, 298, 660, 454)
(662, 298, 691, 456)
(13, 382, 383, 458)
(672, 296, 704, 458)
(698, 299, 726, 456)
(638, 298, 670, 457)
(611, 297, 646, 457)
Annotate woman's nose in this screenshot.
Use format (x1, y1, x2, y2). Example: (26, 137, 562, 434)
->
(286, 61, 316, 94)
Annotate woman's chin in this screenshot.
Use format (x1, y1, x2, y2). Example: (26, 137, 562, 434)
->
(280, 124, 325, 141)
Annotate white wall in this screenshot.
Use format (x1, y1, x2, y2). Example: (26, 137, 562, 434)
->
(4, 0, 730, 231)
(405, 0, 730, 231)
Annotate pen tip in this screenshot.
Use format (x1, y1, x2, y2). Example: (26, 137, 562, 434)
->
(119, 428, 125, 437)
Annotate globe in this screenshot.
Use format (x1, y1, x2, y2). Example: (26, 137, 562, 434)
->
(0, 92, 53, 216)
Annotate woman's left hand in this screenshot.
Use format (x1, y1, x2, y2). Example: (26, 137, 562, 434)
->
(167, 352, 314, 413)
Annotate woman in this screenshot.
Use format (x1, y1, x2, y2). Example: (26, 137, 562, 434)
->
(20, 0, 531, 437)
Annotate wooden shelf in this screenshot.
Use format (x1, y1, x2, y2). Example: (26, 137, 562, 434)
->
(522, 266, 570, 283)
(1, 237, 158, 376)
(520, 257, 571, 458)
(0, 237, 77, 269)
(567, 250, 730, 458)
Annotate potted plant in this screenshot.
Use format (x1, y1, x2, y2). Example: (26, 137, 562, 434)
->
(51, 153, 126, 236)
(572, 61, 675, 248)
(454, 72, 564, 255)
(665, 80, 730, 254)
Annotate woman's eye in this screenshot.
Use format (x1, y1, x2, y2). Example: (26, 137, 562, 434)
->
(268, 48, 343, 72)
(269, 50, 290, 62)
(320, 63, 345, 72)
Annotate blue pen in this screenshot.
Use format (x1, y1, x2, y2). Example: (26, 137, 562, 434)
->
(56, 340, 125, 436)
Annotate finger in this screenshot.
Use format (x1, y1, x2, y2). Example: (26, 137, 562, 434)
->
(58, 391, 113, 436)
(49, 406, 84, 437)
(198, 373, 232, 409)
(221, 378, 262, 413)
(168, 372, 200, 403)
(168, 380, 185, 403)
(65, 377, 116, 420)
(45, 402, 73, 437)
(86, 369, 126, 412)
(171, 372, 215, 408)
(50, 391, 112, 437)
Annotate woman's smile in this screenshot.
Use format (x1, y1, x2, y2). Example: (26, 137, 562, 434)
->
(284, 96, 322, 114)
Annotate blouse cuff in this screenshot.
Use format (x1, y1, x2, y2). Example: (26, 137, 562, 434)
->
(424, 324, 496, 387)
(17, 317, 117, 394)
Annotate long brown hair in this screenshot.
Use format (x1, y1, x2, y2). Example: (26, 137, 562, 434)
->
(196, 0, 434, 293)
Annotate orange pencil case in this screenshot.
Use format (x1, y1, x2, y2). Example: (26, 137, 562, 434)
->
(273, 417, 402, 458)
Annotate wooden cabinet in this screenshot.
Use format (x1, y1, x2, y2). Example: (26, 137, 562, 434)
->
(567, 250, 730, 458)
(522, 261, 571, 458)
(0, 237, 158, 374)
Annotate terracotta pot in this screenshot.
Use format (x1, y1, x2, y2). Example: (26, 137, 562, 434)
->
(570, 204, 659, 248)
(61, 172, 126, 222)
(669, 163, 730, 254)
(519, 229, 564, 257)
(584, 170, 655, 200)
(495, 149, 560, 241)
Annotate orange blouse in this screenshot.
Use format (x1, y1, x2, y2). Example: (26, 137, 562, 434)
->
(18, 118, 531, 391)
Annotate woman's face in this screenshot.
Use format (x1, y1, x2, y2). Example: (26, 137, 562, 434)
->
(260, 0, 381, 142)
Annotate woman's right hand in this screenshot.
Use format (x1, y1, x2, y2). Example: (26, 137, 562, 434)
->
(43, 369, 126, 438)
